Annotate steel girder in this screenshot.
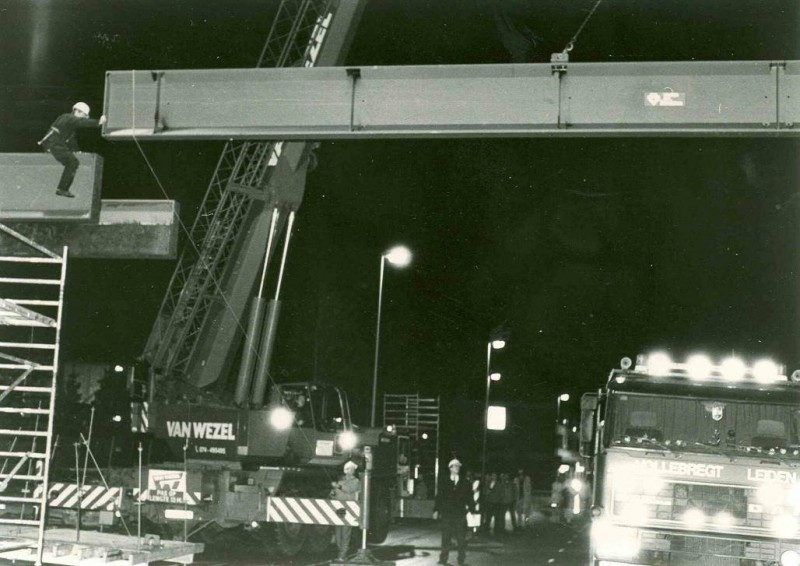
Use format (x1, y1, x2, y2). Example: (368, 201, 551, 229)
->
(104, 60, 800, 139)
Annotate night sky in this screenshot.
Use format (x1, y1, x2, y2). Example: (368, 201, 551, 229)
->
(2, 0, 800, 471)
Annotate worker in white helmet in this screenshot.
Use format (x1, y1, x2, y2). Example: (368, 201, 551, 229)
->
(38, 102, 106, 198)
(330, 460, 361, 561)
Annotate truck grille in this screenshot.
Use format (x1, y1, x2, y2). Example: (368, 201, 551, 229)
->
(613, 480, 785, 532)
(640, 531, 777, 563)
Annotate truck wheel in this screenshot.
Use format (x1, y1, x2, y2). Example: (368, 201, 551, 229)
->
(367, 487, 391, 543)
(275, 522, 308, 556)
(304, 525, 332, 554)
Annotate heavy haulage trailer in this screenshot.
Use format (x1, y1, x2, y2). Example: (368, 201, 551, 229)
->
(581, 353, 800, 566)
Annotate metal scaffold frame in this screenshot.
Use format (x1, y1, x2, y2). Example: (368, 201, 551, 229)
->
(0, 223, 66, 566)
(383, 393, 441, 494)
(142, 0, 336, 382)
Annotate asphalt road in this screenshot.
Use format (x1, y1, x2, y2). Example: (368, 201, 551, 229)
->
(189, 519, 590, 566)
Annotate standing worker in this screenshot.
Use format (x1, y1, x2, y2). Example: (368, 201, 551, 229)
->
(331, 460, 361, 562)
(38, 102, 106, 198)
(433, 458, 476, 566)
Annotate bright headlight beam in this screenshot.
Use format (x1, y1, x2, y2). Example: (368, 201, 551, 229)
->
(720, 357, 746, 381)
(686, 354, 713, 380)
(773, 515, 799, 538)
(269, 407, 294, 430)
(647, 352, 672, 376)
(682, 508, 705, 529)
(753, 359, 780, 383)
(338, 430, 358, 450)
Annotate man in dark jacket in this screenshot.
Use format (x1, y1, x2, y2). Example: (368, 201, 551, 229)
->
(39, 102, 106, 198)
(433, 458, 476, 565)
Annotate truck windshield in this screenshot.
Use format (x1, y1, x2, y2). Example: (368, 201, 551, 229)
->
(606, 392, 800, 457)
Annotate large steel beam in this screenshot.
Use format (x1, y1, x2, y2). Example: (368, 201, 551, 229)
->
(104, 61, 799, 139)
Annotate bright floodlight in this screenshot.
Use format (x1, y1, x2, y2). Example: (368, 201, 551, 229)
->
(647, 352, 672, 376)
(338, 430, 358, 450)
(559, 393, 570, 402)
(686, 354, 713, 380)
(112, 415, 122, 423)
(270, 407, 294, 430)
(384, 245, 412, 268)
(487, 405, 507, 430)
(422, 432, 429, 440)
(720, 357, 746, 381)
(753, 359, 779, 383)
(114, 365, 124, 373)
(491, 339, 506, 350)
(489, 372, 501, 381)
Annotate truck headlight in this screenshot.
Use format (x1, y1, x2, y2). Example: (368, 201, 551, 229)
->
(591, 518, 640, 560)
(782, 550, 800, 566)
(269, 407, 294, 430)
(338, 431, 357, 450)
(773, 515, 799, 539)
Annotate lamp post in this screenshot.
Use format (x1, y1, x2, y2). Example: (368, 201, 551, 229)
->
(480, 339, 506, 489)
(556, 393, 570, 425)
(370, 245, 412, 427)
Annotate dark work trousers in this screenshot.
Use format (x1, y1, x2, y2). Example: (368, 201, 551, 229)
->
(439, 516, 467, 565)
(48, 147, 79, 193)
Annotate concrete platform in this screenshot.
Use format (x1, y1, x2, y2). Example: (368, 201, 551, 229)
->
(0, 153, 103, 222)
(0, 200, 180, 259)
(0, 526, 203, 565)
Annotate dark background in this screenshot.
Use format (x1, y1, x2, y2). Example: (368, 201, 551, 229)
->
(2, 0, 799, 482)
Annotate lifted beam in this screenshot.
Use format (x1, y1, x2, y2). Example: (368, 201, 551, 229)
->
(104, 60, 799, 139)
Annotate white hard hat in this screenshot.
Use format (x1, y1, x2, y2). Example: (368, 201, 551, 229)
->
(448, 459, 462, 468)
(344, 461, 358, 472)
(72, 102, 90, 116)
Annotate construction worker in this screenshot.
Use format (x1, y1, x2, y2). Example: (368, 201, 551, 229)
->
(331, 460, 361, 562)
(39, 102, 106, 198)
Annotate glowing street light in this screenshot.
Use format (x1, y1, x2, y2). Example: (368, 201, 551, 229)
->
(481, 338, 506, 488)
(370, 245, 412, 427)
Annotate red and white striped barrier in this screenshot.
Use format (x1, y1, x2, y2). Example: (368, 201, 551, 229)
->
(266, 496, 360, 527)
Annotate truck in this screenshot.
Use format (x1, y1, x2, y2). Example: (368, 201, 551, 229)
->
(581, 353, 800, 566)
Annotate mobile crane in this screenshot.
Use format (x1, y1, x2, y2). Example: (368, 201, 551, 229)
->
(115, 0, 397, 557)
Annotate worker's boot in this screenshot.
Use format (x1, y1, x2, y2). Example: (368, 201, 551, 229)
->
(55, 190, 75, 198)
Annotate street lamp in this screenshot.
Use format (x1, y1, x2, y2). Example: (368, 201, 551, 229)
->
(557, 392, 570, 425)
(480, 339, 506, 489)
(370, 245, 412, 427)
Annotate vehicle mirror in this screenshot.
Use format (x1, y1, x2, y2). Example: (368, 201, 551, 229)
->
(579, 393, 598, 458)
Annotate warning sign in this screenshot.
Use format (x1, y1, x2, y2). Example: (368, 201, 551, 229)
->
(141, 469, 200, 505)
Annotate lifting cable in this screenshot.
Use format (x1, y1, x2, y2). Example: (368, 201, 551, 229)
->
(560, 0, 604, 54)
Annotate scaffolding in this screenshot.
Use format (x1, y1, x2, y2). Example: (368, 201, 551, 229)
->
(383, 393, 441, 495)
(0, 223, 66, 566)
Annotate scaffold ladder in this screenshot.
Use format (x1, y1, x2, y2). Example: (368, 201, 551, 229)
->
(0, 223, 67, 566)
